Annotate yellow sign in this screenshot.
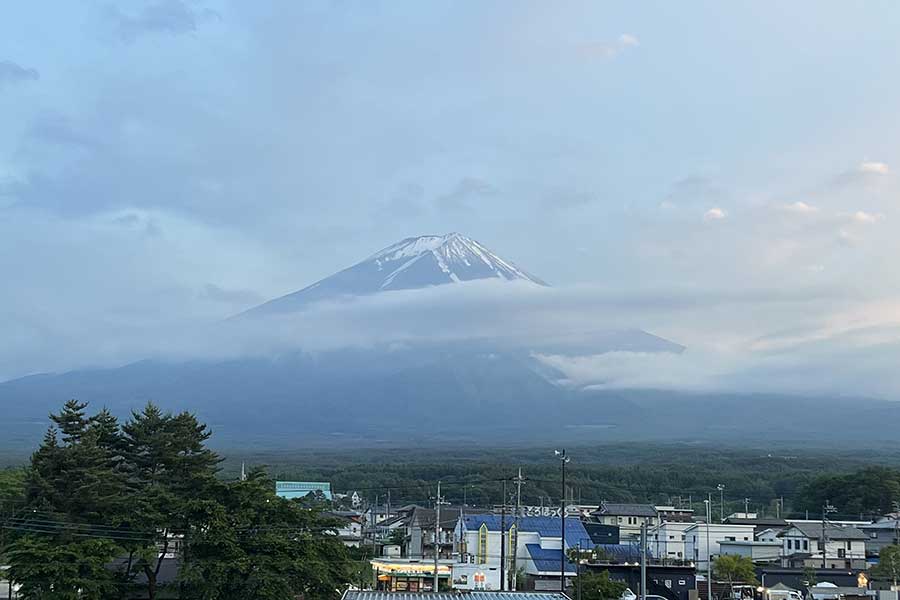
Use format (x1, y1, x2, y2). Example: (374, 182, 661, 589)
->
(370, 561, 451, 576)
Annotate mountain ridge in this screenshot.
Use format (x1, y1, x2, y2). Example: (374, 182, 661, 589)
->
(239, 232, 546, 318)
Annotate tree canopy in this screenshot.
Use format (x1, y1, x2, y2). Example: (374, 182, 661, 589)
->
(3, 400, 353, 600)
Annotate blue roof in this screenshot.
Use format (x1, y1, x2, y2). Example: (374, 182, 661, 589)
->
(462, 515, 594, 548)
(526, 544, 576, 574)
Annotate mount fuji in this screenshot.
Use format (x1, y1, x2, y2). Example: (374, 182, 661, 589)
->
(15, 232, 855, 450)
(240, 233, 546, 317)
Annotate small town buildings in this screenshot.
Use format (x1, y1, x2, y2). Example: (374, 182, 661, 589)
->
(327, 510, 365, 547)
(778, 522, 867, 569)
(683, 523, 756, 570)
(274, 480, 332, 500)
(344, 591, 569, 600)
(584, 562, 698, 600)
(369, 558, 454, 592)
(718, 539, 782, 564)
(859, 519, 900, 557)
(650, 521, 695, 563)
(656, 506, 696, 523)
(455, 514, 596, 590)
(592, 503, 659, 540)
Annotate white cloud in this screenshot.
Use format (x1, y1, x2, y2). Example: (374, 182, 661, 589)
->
(859, 161, 889, 175)
(703, 207, 727, 222)
(618, 34, 640, 48)
(849, 210, 881, 224)
(780, 201, 818, 214)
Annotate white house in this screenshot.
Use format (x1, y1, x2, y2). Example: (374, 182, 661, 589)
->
(778, 522, 867, 569)
(683, 523, 756, 570)
(591, 503, 659, 540)
(718, 539, 781, 563)
(650, 521, 695, 562)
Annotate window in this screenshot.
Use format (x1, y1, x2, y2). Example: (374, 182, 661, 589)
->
(726, 536, 736, 541)
(803, 540, 808, 550)
(477, 523, 488, 564)
(847, 541, 852, 550)
(669, 535, 675, 540)
(838, 548, 846, 558)
(743, 537, 749, 541)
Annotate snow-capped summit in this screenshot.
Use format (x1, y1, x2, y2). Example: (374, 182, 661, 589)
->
(241, 233, 545, 316)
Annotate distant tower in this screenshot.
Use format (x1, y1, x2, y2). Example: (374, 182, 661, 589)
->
(240, 461, 247, 481)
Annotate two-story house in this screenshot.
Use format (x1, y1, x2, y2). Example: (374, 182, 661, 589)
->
(683, 523, 756, 570)
(650, 521, 695, 563)
(859, 519, 900, 557)
(591, 503, 659, 540)
(778, 522, 867, 569)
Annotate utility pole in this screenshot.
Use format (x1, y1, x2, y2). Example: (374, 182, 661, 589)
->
(577, 540, 583, 600)
(501, 478, 507, 591)
(556, 449, 570, 593)
(373, 494, 379, 558)
(434, 481, 446, 592)
(717, 484, 725, 523)
(822, 500, 837, 569)
(705, 497, 712, 600)
(893, 501, 900, 545)
(640, 521, 647, 600)
(512, 468, 526, 591)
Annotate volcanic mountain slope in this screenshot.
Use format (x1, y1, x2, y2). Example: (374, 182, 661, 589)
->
(239, 232, 547, 317)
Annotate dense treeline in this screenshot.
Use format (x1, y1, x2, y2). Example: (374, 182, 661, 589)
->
(258, 446, 900, 519)
(796, 467, 900, 516)
(0, 401, 354, 600)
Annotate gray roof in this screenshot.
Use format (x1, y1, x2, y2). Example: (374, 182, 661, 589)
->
(860, 520, 899, 530)
(594, 502, 658, 517)
(782, 522, 867, 540)
(344, 593, 568, 600)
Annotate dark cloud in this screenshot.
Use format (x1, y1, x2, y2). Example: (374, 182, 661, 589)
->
(436, 177, 498, 211)
(0, 60, 39, 87)
(106, 0, 219, 43)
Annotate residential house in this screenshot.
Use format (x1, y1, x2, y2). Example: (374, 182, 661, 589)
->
(405, 506, 478, 560)
(683, 523, 756, 570)
(718, 539, 781, 564)
(859, 519, 900, 557)
(778, 522, 867, 569)
(656, 506, 696, 523)
(327, 510, 365, 547)
(650, 521, 695, 563)
(724, 516, 788, 537)
(584, 562, 698, 600)
(592, 503, 659, 540)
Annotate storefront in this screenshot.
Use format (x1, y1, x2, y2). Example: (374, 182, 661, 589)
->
(370, 559, 452, 592)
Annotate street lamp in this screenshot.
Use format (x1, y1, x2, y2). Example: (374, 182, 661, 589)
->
(555, 449, 570, 592)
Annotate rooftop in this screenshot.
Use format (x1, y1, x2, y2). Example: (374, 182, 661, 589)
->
(462, 515, 594, 548)
(594, 503, 658, 518)
(344, 593, 568, 600)
(782, 522, 867, 540)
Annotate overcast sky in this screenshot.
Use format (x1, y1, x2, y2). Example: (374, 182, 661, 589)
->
(3, 1, 900, 393)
